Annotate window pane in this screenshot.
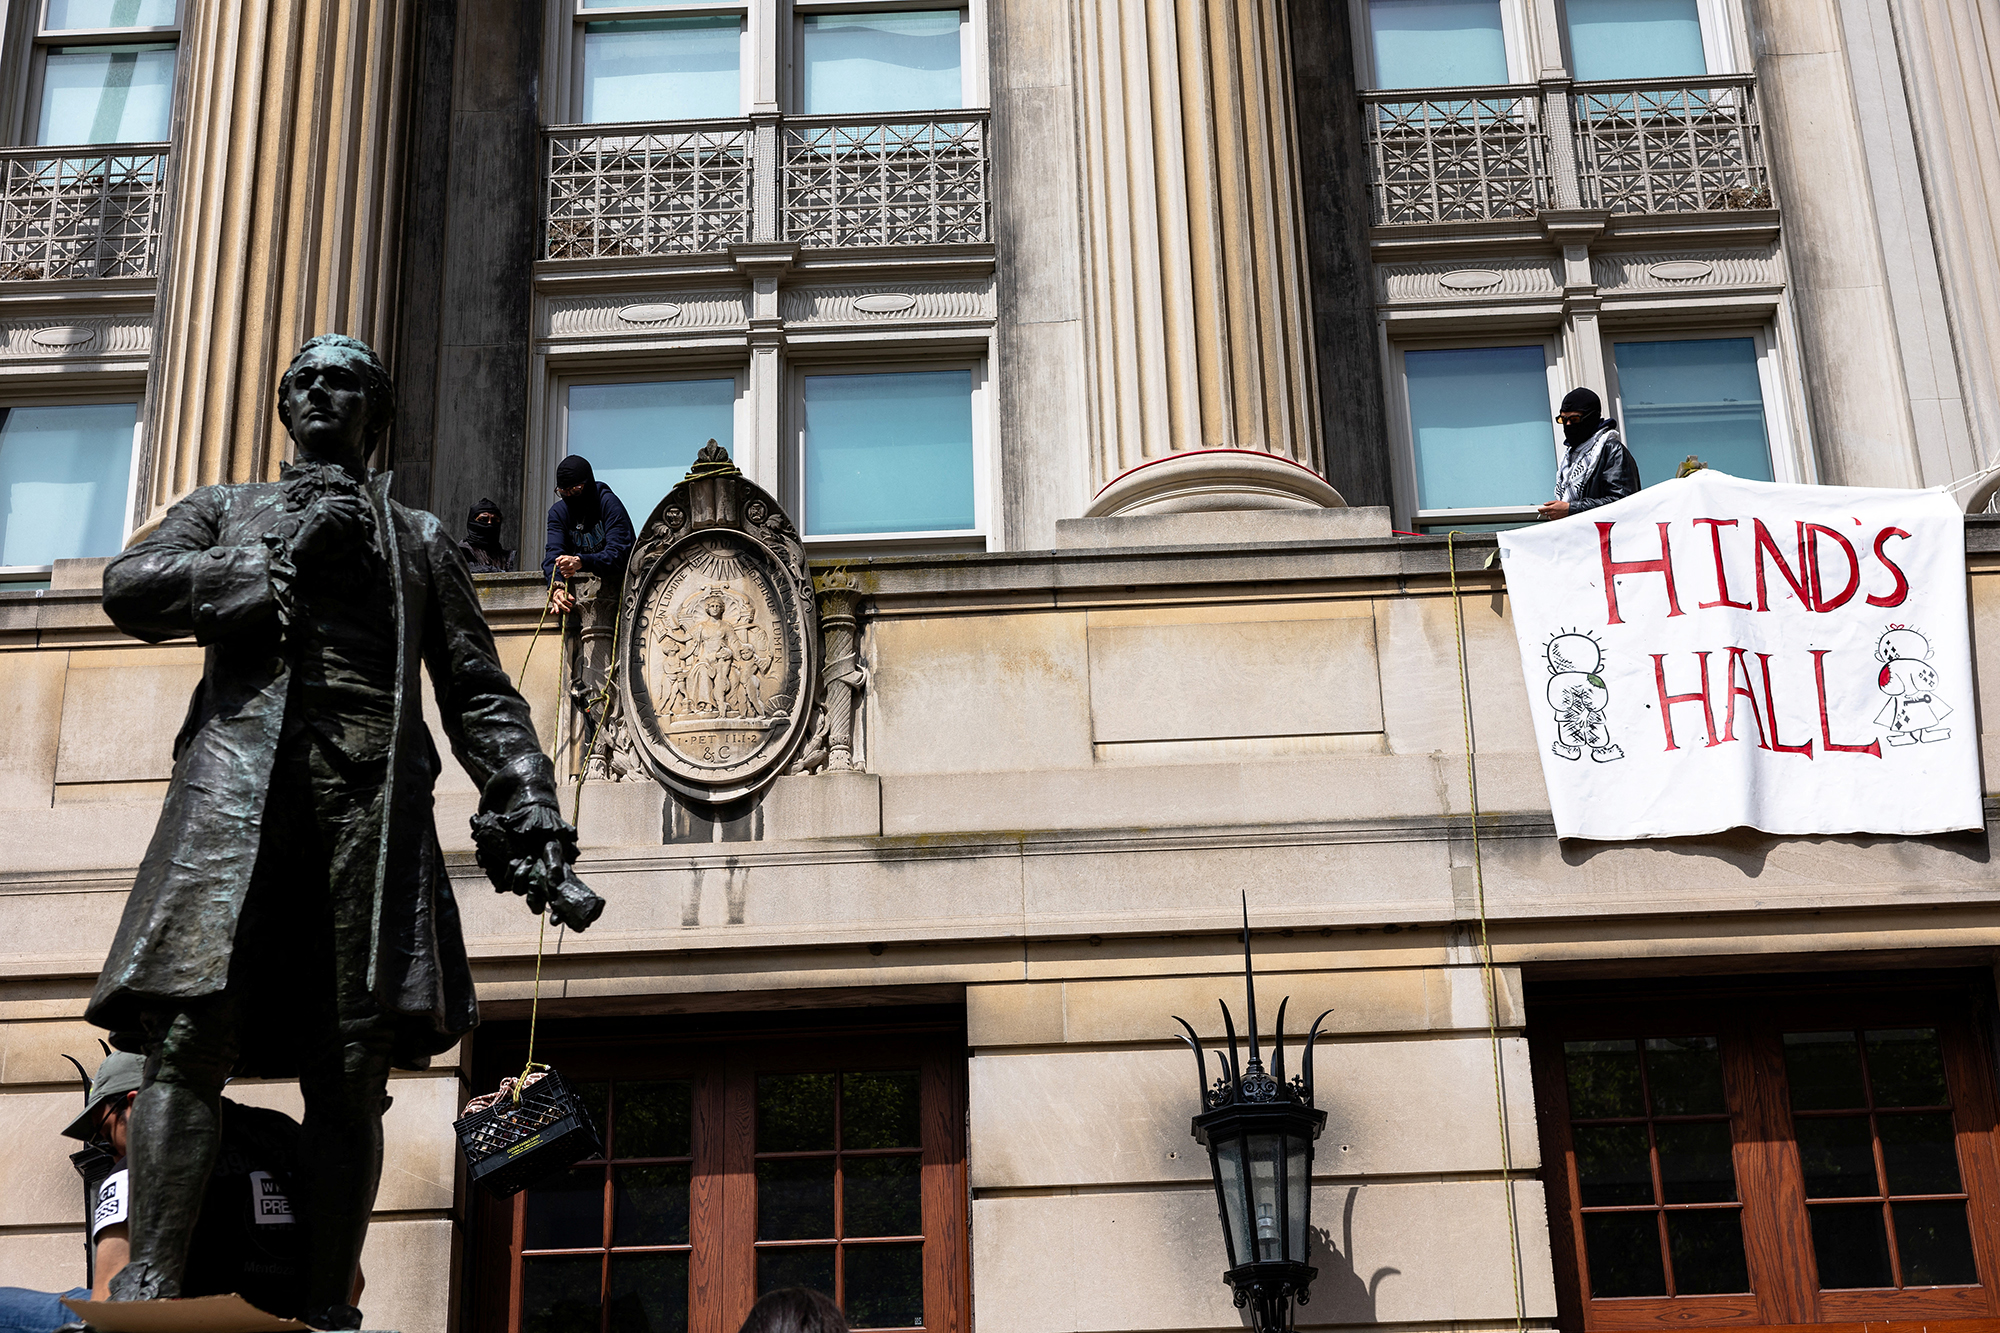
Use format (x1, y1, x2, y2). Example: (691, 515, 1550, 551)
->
(0, 403, 136, 565)
(757, 1245, 835, 1296)
(1865, 1029, 1949, 1107)
(1795, 1116, 1879, 1198)
(614, 1080, 694, 1159)
(803, 370, 975, 536)
(1892, 1200, 1979, 1286)
(1565, 0, 1706, 81)
(1564, 1039, 1643, 1118)
(1655, 1122, 1735, 1204)
(612, 1163, 691, 1247)
(1368, 0, 1508, 89)
(1810, 1203, 1893, 1288)
(759, 1073, 837, 1151)
(523, 1254, 605, 1333)
(581, 18, 740, 123)
(1573, 1124, 1653, 1206)
(45, 0, 176, 27)
(803, 11, 961, 114)
(1668, 1209, 1749, 1294)
(567, 379, 733, 534)
(1645, 1036, 1724, 1115)
(524, 1169, 606, 1251)
(844, 1243, 924, 1329)
(1784, 1032, 1866, 1110)
(1404, 346, 1552, 511)
(37, 43, 174, 144)
(1582, 1212, 1666, 1297)
(844, 1156, 922, 1238)
(843, 1071, 921, 1149)
(607, 1252, 688, 1333)
(1612, 338, 1771, 486)
(1878, 1114, 1962, 1197)
(758, 1158, 837, 1240)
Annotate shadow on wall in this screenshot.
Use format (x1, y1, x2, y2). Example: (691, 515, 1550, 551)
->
(1289, 1187, 1399, 1326)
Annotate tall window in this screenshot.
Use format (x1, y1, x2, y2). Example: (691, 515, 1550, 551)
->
(0, 401, 138, 571)
(470, 1024, 967, 1333)
(1562, 0, 1707, 80)
(799, 11, 964, 113)
(798, 368, 978, 539)
(1398, 343, 1557, 526)
(1532, 975, 2000, 1329)
(576, 5, 743, 123)
(1609, 336, 1773, 485)
(26, 0, 178, 145)
(561, 377, 739, 532)
(1364, 0, 1511, 89)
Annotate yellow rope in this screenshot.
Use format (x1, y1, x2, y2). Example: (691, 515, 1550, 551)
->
(516, 910, 549, 1099)
(509, 579, 570, 1097)
(1446, 530, 1527, 1333)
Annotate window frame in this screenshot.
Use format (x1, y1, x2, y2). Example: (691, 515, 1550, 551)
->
(1555, 0, 1744, 81)
(560, 0, 756, 125)
(544, 364, 753, 539)
(1347, 0, 1536, 91)
(1598, 323, 1802, 487)
(784, 352, 989, 552)
(1530, 975, 2000, 1331)
(787, 0, 985, 116)
(465, 1019, 970, 1333)
(1386, 332, 1566, 530)
(11, 0, 181, 147)
(0, 381, 145, 586)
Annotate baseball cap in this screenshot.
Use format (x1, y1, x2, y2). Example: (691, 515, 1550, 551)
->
(61, 1051, 144, 1141)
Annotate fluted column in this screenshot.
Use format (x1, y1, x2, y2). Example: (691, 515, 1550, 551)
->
(135, 0, 415, 527)
(1076, 0, 1339, 516)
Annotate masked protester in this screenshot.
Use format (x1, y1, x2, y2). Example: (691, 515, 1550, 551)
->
(1539, 387, 1640, 521)
(459, 498, 514, 574)
(542, 456, 634, 613)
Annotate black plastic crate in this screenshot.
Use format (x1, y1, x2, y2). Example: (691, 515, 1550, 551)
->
(454, 1069, 602, 1198)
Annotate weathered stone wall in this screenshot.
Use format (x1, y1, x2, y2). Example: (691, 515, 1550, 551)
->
(3, 519, 1999, 1329)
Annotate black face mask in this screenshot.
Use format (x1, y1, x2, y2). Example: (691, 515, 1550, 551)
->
(1562, 416, 1601, 445)
(466, 515, 501, 546)
(565, 484, 601, 530)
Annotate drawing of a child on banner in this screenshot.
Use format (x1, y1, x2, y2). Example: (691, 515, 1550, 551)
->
(1874, 625, 1953, 745)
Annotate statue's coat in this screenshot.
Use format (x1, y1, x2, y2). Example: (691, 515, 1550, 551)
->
(87, 472, 553, 1072)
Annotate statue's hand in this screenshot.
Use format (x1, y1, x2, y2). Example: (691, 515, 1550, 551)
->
(545, 852, 606, 932)
(291, 491, 372, 565)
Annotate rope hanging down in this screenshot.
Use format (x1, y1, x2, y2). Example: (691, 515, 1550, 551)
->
(1446, 531, 1528, 1333)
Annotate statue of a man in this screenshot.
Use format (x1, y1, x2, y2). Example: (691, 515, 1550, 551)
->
(88, 335, 603, 1328)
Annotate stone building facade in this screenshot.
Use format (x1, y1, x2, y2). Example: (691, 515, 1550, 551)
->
(0, 0, 1999, 1330)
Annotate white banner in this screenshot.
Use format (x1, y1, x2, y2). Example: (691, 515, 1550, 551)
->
(1496, 471, 1980, 839)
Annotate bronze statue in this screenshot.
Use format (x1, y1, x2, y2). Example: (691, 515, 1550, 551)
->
(88, 334, 603, 1327)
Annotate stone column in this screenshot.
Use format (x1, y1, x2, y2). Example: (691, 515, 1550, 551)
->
(136, 0, 416, 528)
(1075, 0, 1340, 516)
(816, 570, 864, 772)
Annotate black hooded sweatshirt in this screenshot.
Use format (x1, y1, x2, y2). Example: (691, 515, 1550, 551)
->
(459, 497, 515, 573)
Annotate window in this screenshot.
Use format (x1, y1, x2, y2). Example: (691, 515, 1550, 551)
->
(469, 1022, 968, 1333)
(798, 367, 979, 539)
(25, 0, 179, 145)
(1365, 0, 1510, 89)
(0, 400, 138, 571)
(1608, 335, 1774, 486)
(1397, 343, 1558, 527)
(561, 376, 741, 533)
(799, 11, 965, 114)
(1531, 975, 2000, 1329)
(576, 9, 743, 123)
(1563, 0, 1705, 79)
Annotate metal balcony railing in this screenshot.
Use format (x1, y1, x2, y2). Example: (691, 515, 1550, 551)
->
(544, 109, 990, 259)
(1571, 75, 1768, 214)
(1363, 75, 1771, 225)
(545, 121, 754, 261)
(1364, 86, 1552, 225)
(0, 144, 167, 280)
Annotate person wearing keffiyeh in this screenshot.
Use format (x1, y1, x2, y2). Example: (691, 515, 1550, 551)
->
(1538, 387, 1641, 520)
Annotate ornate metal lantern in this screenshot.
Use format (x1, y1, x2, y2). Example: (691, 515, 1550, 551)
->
(1173, 898, 1333, 1332)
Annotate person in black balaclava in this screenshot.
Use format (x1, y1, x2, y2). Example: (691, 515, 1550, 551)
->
(459, 498, 515, 573)
(543, 455, 634, 612)
(1539, 386, 1641, 520)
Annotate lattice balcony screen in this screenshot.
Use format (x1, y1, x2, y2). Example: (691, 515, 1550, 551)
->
(1364, 89, 1551, 225)
(0, 146, 166, 280)
(1571, 77, 1769, 214)
(545, 124, 754, 260)
(781, 113, 989, 248)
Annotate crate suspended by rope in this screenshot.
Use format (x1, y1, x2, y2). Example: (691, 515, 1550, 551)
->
(454, 1068, 602, 1198)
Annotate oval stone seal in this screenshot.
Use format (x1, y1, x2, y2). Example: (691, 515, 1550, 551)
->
(619, 441, 818, 810)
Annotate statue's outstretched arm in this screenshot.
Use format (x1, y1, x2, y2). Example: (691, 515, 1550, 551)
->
(103, 489, 286, 645)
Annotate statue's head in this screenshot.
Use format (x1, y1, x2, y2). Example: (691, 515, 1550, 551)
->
(703, 594, 725, 619)
(278, 334, 394, 463)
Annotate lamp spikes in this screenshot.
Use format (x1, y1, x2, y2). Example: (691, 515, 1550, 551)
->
(1240, 892, 1262, 1071)
(1172, 1015, 1208, 1102)
(1300, 1008, 1335, 1105)
(1218, 998, 1242, 1093)
(1271, 996, 1290, 1088)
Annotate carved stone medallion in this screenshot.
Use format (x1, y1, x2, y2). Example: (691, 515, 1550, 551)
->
(618, 442, 818, 809)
